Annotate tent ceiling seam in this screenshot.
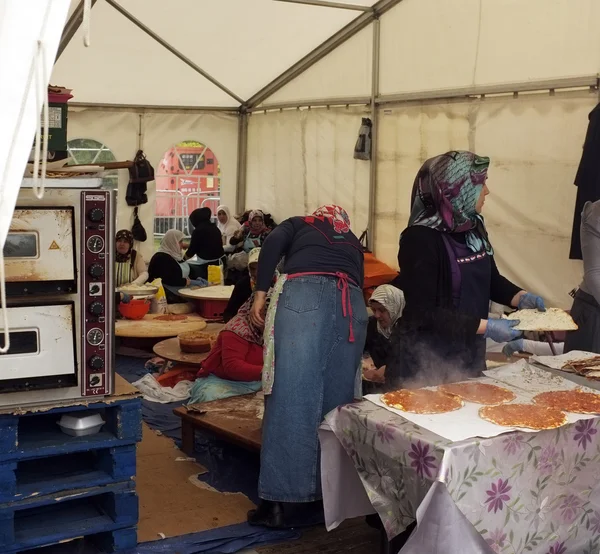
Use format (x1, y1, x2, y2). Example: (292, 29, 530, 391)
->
(56, 0, 98, 60)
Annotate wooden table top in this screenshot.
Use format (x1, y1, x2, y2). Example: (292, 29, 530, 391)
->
(115, 313, 207, 338)
(152, 323, 224, 365)
(178, 285, 234, 301)
(173, 393, 263, 452)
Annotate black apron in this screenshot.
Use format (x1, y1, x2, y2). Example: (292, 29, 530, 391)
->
(443, 235, 491, 374)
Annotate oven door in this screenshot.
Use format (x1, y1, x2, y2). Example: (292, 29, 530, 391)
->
(4, 207, 76, 295)
(0, 303, 78, 392)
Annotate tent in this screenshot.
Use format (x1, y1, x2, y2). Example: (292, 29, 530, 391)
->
(8, 0, 600, 308)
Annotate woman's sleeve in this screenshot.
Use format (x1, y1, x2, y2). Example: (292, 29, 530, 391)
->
(581, 222, 600, 304)
(220, 333, 262, 381)
(185, 230, 199, 259)
(131, 253, 148, 285)
(149, 255, 186, 287)
(223, 277, 252, 322)
(399, 228, 480, 338)
(489, 256, 522, 307)
(256, 220, 295, 292)
(230, 226, 247, 246)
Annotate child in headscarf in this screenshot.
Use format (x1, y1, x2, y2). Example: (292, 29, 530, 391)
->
(363, 284, 405, 385)
(115, 229, 148, 287)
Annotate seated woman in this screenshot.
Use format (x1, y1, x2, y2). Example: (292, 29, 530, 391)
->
(228, 210, 271, 270)
(223, 247, 260, 322)
(216, 205, 241, 253)
(148, 230, 197, 304)
(199, 295, 264, 382)
(363, 285, 405, 390)
(115, 229, 148, 287)
(185, 207, 225, 281)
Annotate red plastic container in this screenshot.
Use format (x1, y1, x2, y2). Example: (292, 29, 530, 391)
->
(118, 299, 150, 320)
(195, 298, 228, 320)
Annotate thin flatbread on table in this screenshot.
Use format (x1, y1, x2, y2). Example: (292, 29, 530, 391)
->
(438, 382, 516, 405)
(479, 404, 567, 430)
(154, 314, 187, 321)
(504, 307, 578, 331)
(533, 390, 600, 414)
(381, 389, 463, 414)
(562, 355, 600, 376)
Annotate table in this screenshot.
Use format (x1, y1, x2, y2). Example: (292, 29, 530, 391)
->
(173, 393, 263, 455)
(178, 285, 234, 319)
(115, 313, 207, 338)
(321, 400, 600, 553)
(152, 323, 224, 365)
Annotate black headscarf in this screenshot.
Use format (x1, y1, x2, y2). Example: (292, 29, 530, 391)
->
(189, 207, 212, 230)
(115, 229, 134, 263)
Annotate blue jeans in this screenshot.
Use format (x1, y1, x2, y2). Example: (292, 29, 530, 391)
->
(258, 275, 368, 502)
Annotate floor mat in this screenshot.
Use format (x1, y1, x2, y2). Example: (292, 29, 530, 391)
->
(137, 424, 255, 542)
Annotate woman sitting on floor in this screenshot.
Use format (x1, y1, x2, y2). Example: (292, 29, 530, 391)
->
(223, 247, 260, 322)
(185, 207, 225, 281)
(115, 229, 148, 287)
(363, 284, 405, 391)
(198, 294, 266, 382)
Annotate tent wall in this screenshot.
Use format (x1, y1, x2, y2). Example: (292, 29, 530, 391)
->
(246, 107, 370, 234)
(68, 107, 238, 260)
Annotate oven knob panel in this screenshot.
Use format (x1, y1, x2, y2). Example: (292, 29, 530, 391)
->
(81, 191, 113, 398)
(88, 355, 105, 370)
(89, 301, 104, 316)
(88, 208, 104, 222)
(88, 263, 105, 278)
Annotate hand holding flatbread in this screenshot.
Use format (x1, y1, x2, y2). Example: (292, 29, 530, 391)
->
(505, 307, 577, 331)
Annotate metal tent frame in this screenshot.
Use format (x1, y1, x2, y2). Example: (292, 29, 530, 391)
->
(58, 0, 599, 252)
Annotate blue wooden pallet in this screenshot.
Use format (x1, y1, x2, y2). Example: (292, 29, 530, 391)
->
(15, 526, 136, 553)
(0, 443, 136, 502)
(0, 481, 138, 553)
(0, 397, 142, 463)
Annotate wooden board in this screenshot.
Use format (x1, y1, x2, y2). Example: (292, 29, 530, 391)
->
(178, 285, 234, 301)
(174, 393, 263, 453)
(115, 313, 207, 338)
(152, 323, 225, 365)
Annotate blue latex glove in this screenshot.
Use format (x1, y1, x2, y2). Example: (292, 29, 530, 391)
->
(502, 338, 524, 358)
(484, 319, 522, 343)
(518, 292, 546, 312)
(121, 292, 131, 304)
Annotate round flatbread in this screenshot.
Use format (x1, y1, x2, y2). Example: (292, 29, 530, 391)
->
(533, 390, 600, 414)
(438, 382, 516, 405)
(479, 404, 567, 430)
(381, 389, 463, 414)
(154, 314, 188, 322)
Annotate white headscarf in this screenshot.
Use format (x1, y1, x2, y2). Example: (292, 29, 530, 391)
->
(158, 229, 185, 262)
(216, 205, 241, 239)
(369, 284, 406, 339)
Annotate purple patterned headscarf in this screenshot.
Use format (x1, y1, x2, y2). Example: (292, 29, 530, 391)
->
(408, 151, 492, 254)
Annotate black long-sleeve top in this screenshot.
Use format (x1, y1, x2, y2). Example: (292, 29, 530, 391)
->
(185, 223, 224, 261)
(256, 217, 364, 292)
(364, 317, 391, 369)
(147, 252, 187, 304)
(387, 226, 522, 387)
(223, 274, 252, 322)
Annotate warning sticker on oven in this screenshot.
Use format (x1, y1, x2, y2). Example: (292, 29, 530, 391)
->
(49, 241, 60, 250)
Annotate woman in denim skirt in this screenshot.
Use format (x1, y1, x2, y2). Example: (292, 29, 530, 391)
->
(248, 205, 368, 527)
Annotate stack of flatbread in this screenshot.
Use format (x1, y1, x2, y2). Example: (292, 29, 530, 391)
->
(504, 307, 578, 331)
(560, 355, 600, 380)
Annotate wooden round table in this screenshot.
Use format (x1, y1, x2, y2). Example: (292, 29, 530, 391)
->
(178, 285, 234, 319)
(152, 323, 225, 365)
(115, 313, 208, 338)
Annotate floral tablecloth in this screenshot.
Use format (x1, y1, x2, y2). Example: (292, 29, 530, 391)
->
(325, 400, 600, 554)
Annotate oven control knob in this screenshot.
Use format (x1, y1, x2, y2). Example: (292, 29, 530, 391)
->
(88, 208, 104, 222)
(89, 301, 104, 315)
(88, 264, 104, 278)
(89, 355, 104, 370)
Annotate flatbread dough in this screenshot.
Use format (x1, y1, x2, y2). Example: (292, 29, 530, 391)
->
(479, 404, 567, 430)
(154, 314, 187, 322)
(438, 382, 516, 405)
(504, 308, 578, 331)
(533, 390, 600, 414)
(381, 389, 464, 414)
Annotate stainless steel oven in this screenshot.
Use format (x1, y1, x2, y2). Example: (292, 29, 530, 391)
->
(0, 184, 115, 408)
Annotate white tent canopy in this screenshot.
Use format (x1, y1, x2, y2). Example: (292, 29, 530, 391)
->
(41, 0, 600, 307)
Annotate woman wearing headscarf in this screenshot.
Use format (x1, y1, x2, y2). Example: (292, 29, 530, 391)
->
(388, 151, 546, 387)
(199, 295, 265, 382)
(147, 230, 190, 304)
(223, 247, 261, 322)
(231, 209, 271, 253)
(247, 205, 367, 528)
(565, 200, 600, 353)
(115, 229, 148, 287)
(216, 205, 241, 251)
(363, 284, 405, 386)
(185, 207, 224, 281)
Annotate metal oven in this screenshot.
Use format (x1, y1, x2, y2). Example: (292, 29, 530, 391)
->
(0, 184, 115, 408)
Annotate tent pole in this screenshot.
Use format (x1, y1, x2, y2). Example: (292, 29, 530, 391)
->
(367, 18, 380, 254)
(56, 0, 98, 60)
(246, 0, 404, 108)
(236, 111, 249, 214)
(273, 0, 373, 11)
(104, 0, 245, 106)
